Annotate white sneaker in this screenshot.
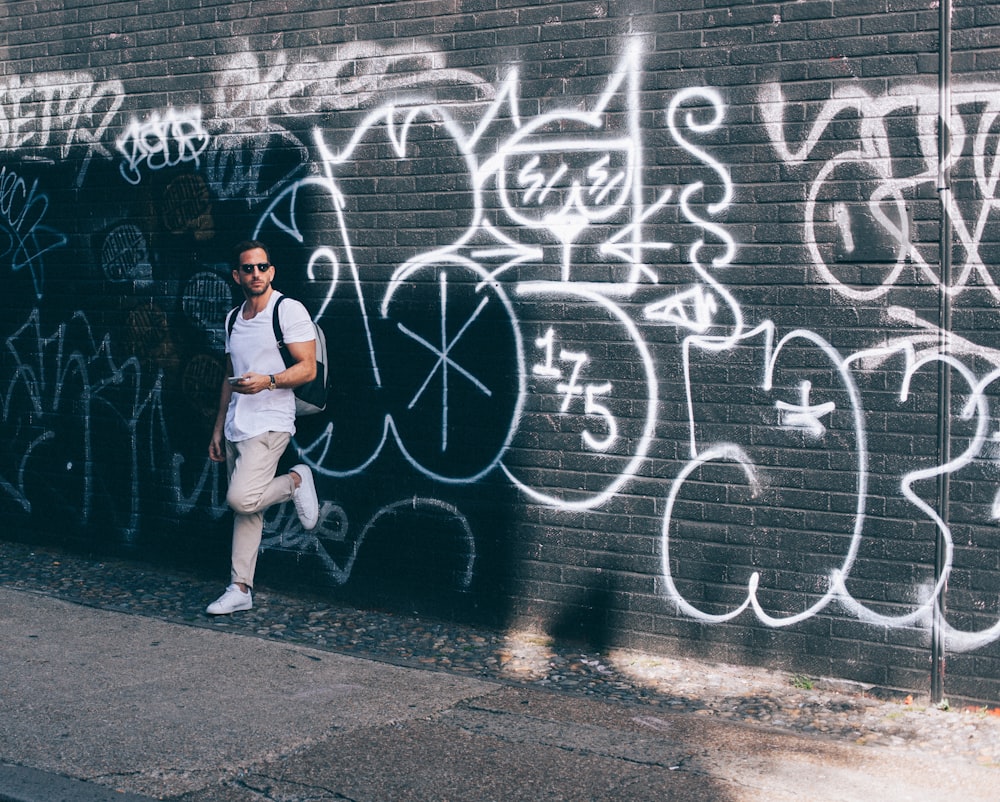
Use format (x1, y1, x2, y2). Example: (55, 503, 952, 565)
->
(206, 584, 252, 615)
(291, 463, 319, 530)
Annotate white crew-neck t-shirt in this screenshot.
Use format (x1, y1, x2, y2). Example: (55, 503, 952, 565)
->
(224, 291, 315, 442)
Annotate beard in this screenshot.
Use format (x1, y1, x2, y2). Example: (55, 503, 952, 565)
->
(245, 280, 271, 297)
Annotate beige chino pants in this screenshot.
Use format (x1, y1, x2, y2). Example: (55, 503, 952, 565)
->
(224, 431, 294, 588)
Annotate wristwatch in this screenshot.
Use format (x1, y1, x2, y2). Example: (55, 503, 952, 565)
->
(268, 374, 276, 391)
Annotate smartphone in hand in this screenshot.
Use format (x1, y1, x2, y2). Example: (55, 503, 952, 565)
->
(228, 376, 244, 385)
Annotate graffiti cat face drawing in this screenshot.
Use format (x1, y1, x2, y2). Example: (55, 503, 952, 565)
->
(497, 120, 636, 249)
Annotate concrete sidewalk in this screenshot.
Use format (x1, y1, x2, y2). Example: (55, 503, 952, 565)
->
(0, 586, 992, 802)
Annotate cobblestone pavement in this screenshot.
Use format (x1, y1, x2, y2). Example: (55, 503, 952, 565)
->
(2, 540, 999, 772)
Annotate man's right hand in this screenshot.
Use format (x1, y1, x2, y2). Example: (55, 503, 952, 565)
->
(208, 432, 226, 463)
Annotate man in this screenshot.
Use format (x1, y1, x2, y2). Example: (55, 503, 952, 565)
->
(206, 239, 320, 615)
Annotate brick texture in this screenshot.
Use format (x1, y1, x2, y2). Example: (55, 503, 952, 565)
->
(1, 0, 998, 704)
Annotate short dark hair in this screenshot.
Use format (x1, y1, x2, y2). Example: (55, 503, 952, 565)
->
(232, 239, 271, 269)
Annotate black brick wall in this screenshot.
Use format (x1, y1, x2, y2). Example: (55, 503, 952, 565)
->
(2, 0, 999, 704)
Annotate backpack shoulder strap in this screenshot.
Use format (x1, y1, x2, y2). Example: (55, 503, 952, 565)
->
(271, 294, 287, 349)
(225, 305, 240, 336)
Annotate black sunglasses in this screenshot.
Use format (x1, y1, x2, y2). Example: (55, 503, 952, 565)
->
(239, 262, 272, 274)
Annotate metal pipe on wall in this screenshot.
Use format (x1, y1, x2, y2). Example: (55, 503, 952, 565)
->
(932, 0, 954, 706)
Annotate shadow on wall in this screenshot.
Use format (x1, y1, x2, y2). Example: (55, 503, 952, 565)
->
(549, 582, 617, 653)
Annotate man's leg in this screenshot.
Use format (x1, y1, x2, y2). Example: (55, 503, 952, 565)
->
(225, 431, 293, 589)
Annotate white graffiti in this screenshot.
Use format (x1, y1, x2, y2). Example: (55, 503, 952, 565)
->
(504, 281, 657, 509)
(670, 323, 868, 627)
(243, 42, 1000, 655)
(751, 77, 1000, 650)
(5, 37, 1000, 663)
(479, 56, 642, 284)
(259, 498, 475, 589)
(0, 72, 124, 186)
(542, 340, 618, 453)
(398, 270, 495, 453)
(116, 107, 211, 185)
(0, 166, 67, 299)
(775, 381, 837, 438)
(382, 254, 525, 484)
(1, 308, 173, 539)
(207, 41, 493, 200)
(266, 44, 711, 505)
(171, 452, 228, 519)
(760, 81, 1000, 304)
(0, 43, 489, 200)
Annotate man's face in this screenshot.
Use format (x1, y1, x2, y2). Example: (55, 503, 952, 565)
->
(233, 247, 273, 297)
